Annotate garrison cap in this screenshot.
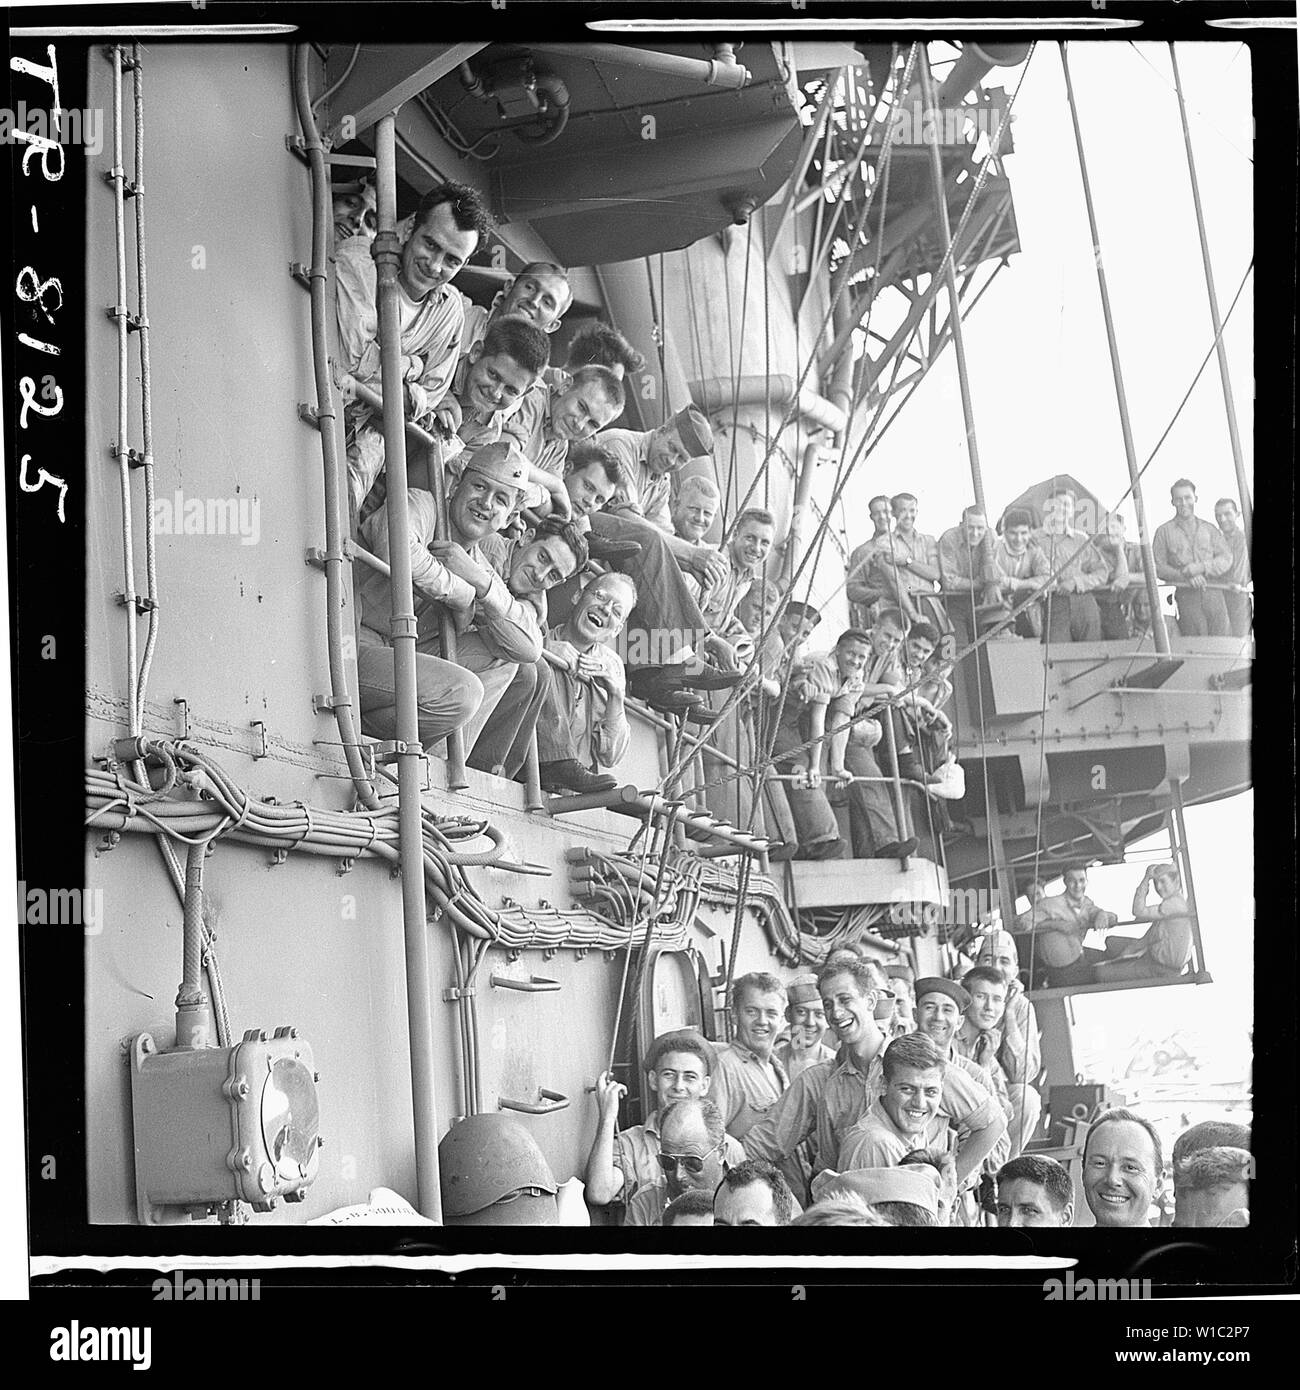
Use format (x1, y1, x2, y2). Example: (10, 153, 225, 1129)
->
(462, 439, 530, 492)
(913, 977, 971, 1012)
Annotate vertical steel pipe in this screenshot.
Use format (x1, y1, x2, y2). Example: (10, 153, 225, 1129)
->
(1060, 45, 1169, 656)
(1169, 44, 1251, 549)
(374, 111, 443, 1222)
(109, 45, 139, 735)
(1168, 780, 1208, 977)
(919, 49, 986, 518)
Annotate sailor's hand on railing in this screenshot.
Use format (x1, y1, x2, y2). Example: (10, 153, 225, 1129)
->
(430, 394, 462, 435)
(427, 540, 490, 599)
(828, 763, 854, 790)
(1187, 572, 1208, 591)
(789, 761, 820, 790)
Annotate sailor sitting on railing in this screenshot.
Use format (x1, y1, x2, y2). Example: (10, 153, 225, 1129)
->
(542, 406, 745, 718)
(1021, 864, 1119, 989)
(335, 182, 493, 519)
(466, 518, 591, 781)
(355, 442, 548, 753)
(838, 608, 923, 861)
(534, 571, 635, 795)
(1093, 863, 1193, 983)
(770, 628, 869, 861)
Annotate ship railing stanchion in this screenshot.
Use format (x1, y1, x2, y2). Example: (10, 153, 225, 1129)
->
(373, 109, 443, 1223)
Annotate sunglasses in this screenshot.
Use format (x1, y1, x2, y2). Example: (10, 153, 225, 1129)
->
(656, 1142, 722, 1177)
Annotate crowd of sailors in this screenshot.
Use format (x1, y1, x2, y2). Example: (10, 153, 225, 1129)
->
(332, 180, 1250, 858)
(439, 944, 1249, 1228)
(333, 183, 1247, 1229)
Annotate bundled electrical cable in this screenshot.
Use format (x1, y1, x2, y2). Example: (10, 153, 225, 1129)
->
(86, 739, 689, 954)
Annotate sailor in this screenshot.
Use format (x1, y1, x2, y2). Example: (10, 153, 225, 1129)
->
(439, 1112, 560, 1226)
(1093, 863, 1193, 983)
(1173, 1146, 1251, 1228)
(1152, 479, 1233, 637)
(710, 973, 790, 1143)
(355, 441, 544, 754)
(662, 1190, 716, 1227)
(742, 960, 1006, 1207)
(457, 260, 572, 368)
(624, 1098, 729, 1227)
(597, 404, 714, 534)
(331, 172, 377, 245)
(810, 1163, 945, 1226)
(836, 1032, 951, 1172)
(986, 507, 1050, 638)
(557, 319, 645, 382)
(1025, 865, 1119, 989)
(670, 475, 723, 604)
(773, 975, 836, 1081)
(773, 628, 875, 860)
(584, 1029, 742, 1214)
(465, 518, 590, 779)
(914, 975, 1012, 1216)
(869, 493, 946, 629)
(1095, 511, 1135, 640)
(713, 1158, 797, 1226)
(974, 930, 1044, 1156)
(845, 494, 896, 630)
(937, 504, 997, 651)
(1213, 496, 1252, 637)
(897, 619, 954, 785)
(1081, 1106, 1163, 1228)
(534, 571, 636, 794)
(1033, 488, 1110, 643)
(504, 364, 626, 479)
(335, 181, 493, 518)
(953, 966, 1016, 1142)
(839, 608, 922, 860)
(995, 1154, 1075, 1227)
(777, 597, 822, 654)
(434, 314, 551, 449)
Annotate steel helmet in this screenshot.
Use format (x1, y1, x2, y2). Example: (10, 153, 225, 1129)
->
(439, 1113, 559, 1226)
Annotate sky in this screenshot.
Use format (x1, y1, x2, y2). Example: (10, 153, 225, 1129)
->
(843, 40, 1255, 1078)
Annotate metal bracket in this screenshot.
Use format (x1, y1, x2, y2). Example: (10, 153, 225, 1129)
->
(172, 697, 190, 740)
(250, 721, 267, 760)
(110, 442, 146, 468)
(97, 829, 122, 855)
(101, 169, 140, 198)
(105, 304, 146, 332)
(113, 591, 157, 614)
(289, 261, 312, 290)
(270, 847, 289, 867)
(297, 402, 322, 430)
(285, 133, 308, 160)
(441, 986, 476, 1002)
(336, 858, 354, 876)
(102, 45, 139, 70)
(312, 691, 352, 714)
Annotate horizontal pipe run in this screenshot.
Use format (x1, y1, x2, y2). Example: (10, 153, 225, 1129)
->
(688, 374, 847, 437)
(544, 783, 769, 854)
(528, 42, 751, 89)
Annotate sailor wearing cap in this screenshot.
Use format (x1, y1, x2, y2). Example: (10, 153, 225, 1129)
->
(355, 441, 555, 753)
(774, 975, 837, 1081)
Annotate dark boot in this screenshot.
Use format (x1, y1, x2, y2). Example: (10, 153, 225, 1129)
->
(538, 760, 619, 795)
